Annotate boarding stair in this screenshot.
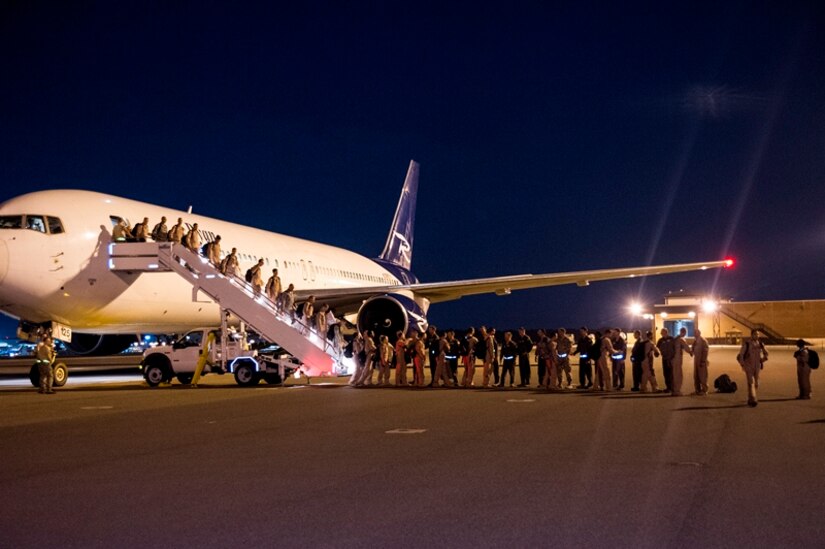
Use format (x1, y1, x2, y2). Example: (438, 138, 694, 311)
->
(108, 241, 344, 376)
(718, 305, 793, 345)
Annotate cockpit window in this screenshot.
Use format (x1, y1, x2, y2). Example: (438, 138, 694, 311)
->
(25, 215, 46, 233)
(47, 217, 64, 234)
(0, 215, 23, 229)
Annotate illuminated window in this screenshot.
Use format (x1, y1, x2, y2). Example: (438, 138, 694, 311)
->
(25, 215, 46, 233)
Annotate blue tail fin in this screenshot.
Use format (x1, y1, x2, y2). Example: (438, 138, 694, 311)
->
(379, 160, 419, 270)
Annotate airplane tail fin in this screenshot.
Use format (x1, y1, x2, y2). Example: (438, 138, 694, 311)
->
(379, 160, 419, 270)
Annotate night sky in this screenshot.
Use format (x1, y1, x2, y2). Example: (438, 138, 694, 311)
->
(2, 1, 824, 336)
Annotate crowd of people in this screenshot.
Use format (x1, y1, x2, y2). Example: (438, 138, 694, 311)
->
(345, 326, 816, 407)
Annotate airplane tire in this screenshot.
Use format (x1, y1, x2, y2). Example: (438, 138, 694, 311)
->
(176, 373, 194, 385)
(29, 363, 69, 387)
(234, 362, 259, 386)
(144, 364, 166, 387)
(52, 363, 68, 387)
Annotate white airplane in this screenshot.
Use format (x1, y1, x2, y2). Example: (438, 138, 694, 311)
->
(0, 160, 732, 354)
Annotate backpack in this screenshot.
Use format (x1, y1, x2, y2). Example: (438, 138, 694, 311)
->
(714, 374, 738, 393)
(808, 349, 819, 370)
(244, 268, 253, 283)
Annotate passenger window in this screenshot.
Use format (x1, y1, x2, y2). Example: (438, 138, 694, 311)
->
(25, 215, 46, 233)
(0, 215, 23, 229)
(47, 217, 64, 234)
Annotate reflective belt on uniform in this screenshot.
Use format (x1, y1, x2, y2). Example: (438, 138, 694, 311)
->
(504, 355, 515, 360)
(612, 354, 625, 360)
(558, 353, 568, 358)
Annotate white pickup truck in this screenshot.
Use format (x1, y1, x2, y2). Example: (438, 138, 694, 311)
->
(141, 328, 298, 387)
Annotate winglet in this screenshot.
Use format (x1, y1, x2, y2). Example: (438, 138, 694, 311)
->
(379, 160, 419, 270)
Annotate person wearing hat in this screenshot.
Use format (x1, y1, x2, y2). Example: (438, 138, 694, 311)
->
(793, 339, 812, 400)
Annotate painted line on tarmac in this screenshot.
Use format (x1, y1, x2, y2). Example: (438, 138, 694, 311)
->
(506, 398, 536, 403)
(80, 406, 114, 410)
(385, 428, 427, 434)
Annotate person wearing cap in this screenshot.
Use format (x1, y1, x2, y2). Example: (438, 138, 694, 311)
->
(793, 339, 812, 400)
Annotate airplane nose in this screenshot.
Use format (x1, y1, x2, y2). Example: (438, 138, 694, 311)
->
(0, 239, 7, 285)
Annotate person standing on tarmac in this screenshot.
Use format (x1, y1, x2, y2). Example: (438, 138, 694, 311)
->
(378, 334, 393, 386)
(593, 329, 614, 391)
(447, 330, 461, 385)
(656, 328, 676, 392)
(611, 329, 627, 391)
(35, 334, 56, 394)
(490, 328, 501, 385)
(572, 327, 593, 389)
(432, 331, 453, 388)
(151, 216, 168, 241)
(265, 268, 282, 305)
(480, 326, 494, 388)
(395, 331, 409, 386)
(691, 328, 710, 395)
(516, 327, 533, 387)
(639, 330, 660, 393)
(462, 328, 479, 387)
(793, 339, 812, 400)
(556, 328, 573, 389)
(413, 332, 427, 387)
(348, 332, 365, 386)
(425, 325, 439, 385)
(498, 331, 518, 388)
(737, 329, 768, 407)
(535, 329, 549, 388)
(671, 327, 693, 396)
(358, 330, 377, 386)
(168, 217, 185, 244)
(629, 330, 645, 391)
(543, 331, 559, 390)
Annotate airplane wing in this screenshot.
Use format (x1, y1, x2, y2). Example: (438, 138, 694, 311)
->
(295, 259, 732, 310)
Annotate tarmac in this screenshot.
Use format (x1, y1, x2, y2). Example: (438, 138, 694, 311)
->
(0, 345, 822, 548)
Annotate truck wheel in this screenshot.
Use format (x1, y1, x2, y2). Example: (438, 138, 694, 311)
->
(52, 363, 69, 387)
(176, 373, 194, 385)
(234, 362, 259, 386)
(29, 365, 39, 387)
(144, 364, 166, 387)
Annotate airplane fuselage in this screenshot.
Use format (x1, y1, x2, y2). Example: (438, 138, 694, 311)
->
(0, 190, 419, 334)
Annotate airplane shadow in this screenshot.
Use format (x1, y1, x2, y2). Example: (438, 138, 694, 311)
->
(800, 419, 825, 424)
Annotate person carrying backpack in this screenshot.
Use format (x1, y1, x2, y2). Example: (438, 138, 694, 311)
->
(737, 329, 768, 407)
(793, 339, 814, 400)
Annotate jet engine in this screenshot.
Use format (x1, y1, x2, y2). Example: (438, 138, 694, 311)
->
(356, 294, 426, 342)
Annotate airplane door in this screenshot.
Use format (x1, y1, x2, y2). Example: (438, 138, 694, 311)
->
(300, 260, 307, 281)
(308, 261, 316, 282)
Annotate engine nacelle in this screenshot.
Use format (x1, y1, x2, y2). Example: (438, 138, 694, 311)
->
(356, 294, 427, 341)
